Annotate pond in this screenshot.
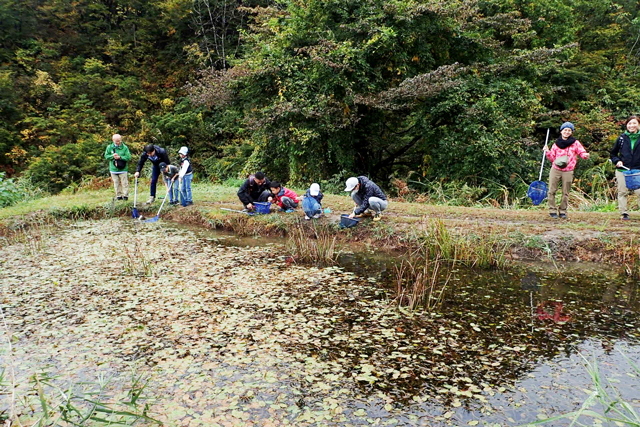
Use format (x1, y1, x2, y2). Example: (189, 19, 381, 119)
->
(1, 218, 638, 426)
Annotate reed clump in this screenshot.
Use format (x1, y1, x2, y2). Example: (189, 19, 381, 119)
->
(394, 252, 451, 312)
(120, 239, 153, 276)
(418, 218, 509, 268)
(286, 220, 339, 266)
(620, 237, 640, 279)
(10, 222, 50, 255)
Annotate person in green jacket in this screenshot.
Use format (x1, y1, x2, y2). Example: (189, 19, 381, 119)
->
(104, 134, 132, 200)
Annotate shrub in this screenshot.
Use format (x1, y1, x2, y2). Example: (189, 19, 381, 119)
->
(0, 172, 22, 207)
(25, 137, 104, 194)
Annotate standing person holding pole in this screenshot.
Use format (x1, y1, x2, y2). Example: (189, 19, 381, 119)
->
(544, 122, 590, 219)
(133, 144, 171, 205)
(177, 147, 194, 207)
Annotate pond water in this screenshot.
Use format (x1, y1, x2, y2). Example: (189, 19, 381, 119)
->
(1, 219, 638, 426)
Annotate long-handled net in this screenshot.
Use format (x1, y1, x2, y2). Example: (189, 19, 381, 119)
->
(528, 129, 550, 206)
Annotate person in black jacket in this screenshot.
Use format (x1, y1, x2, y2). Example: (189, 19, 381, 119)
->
(610, 115, 640, 220)
(345, 176, 388, 221)
(237, 172, 273, 211)
(134, 144, 171, 204)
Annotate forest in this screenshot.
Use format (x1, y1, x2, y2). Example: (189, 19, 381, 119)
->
(0, 0, 639, 202)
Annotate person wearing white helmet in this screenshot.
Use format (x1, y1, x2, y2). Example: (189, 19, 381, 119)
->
(177, 146, 193, 206)
(345, 176, 388, 221)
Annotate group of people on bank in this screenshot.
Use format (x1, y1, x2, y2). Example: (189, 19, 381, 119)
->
(545, 116, 640, 219)
(105, 115, 640, 221)
(104, 135, 193, 207)
(236, 172, 388, 220)
(105, 134, 390, 220)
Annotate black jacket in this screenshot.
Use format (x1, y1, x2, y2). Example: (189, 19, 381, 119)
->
(610, 133, 640, 170)
(353, 176, 386, 215)
(136, 146, 171, 173)
(162, 165, 179, 180)
(237, 175, 271, 205)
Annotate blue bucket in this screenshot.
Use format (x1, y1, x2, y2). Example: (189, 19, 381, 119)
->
(339, 214, 359, 229)
(623, 169, 640, 191)
(254, 202, 271, 214)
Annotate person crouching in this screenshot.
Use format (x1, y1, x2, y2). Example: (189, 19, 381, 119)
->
(237, 171, 272, 212)
(159, 162, 180, 205)
(302, 183, 324, 219)
(269, 181, 299, 212)
(345, 176, 388, 221)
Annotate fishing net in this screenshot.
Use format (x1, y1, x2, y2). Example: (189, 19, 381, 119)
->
(527, 180, 547, 206)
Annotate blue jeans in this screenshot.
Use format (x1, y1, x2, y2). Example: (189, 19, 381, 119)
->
(302, 197, 322, 217)
(150, 164, 161, 197)
(164, 177, 180, 202)
(180, 173, 193, 206)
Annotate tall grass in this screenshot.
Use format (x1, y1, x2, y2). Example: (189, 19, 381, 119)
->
(120, 239, 153, 276)
(394, 252, 451, 312)
(25, 370, 160, 426)
(620, 237, 640, 279)
(286, 221, 339, 266)
(9, 222, 50, 255)
(419, 219, 509, 268)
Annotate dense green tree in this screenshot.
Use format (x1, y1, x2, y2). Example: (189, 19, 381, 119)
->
(0, 0, 638, 196)
(189, 0, 639, 195)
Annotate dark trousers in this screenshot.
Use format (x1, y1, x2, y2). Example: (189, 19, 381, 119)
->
(150, 164, 161, 197)
(280, 196, 298, 210)
(244, 190, 272, 208)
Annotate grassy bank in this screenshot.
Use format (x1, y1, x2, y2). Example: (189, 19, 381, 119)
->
(1, 181, 639, 269)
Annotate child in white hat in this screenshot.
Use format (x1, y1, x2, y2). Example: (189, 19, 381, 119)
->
(177, 146, 194, 206)
(302, 183, 324, 219)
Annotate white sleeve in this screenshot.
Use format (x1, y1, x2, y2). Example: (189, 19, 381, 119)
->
(178, 160, 190, 179)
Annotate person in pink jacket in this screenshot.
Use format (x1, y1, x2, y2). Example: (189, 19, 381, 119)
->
(269, 181, 300, 212)
(543, 122, 590, 218)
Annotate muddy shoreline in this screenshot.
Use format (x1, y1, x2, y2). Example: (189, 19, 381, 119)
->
(0, 201, 637, 271)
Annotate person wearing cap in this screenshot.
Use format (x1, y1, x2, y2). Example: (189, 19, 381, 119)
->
(104, 134, 131, 200)
(302, 183, 324, 220)
(345, 176, 388, 221)
(543, 121, 590, 219)
(237, 172, 273, 211)
(159, 162, 180, 205)
(134, 144, 171, 204)
(610, 115, 640, 220)
(177, 146, 194, 206)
